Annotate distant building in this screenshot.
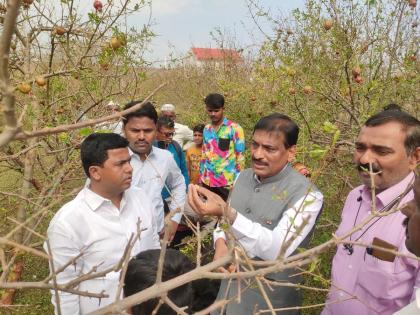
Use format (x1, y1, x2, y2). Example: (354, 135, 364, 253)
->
(190, 47, 243, 67)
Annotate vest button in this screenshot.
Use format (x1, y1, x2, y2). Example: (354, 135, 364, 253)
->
(245, 208, 251, 213)
(254, 187, 260, 193)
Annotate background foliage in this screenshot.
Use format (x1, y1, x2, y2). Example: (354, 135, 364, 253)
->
(0, 0, 418, 313)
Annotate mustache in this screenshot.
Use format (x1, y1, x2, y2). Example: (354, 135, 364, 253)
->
(134, 140, 149, 146)
(252, 158, 269, 166)
(356, 163, 382, 174)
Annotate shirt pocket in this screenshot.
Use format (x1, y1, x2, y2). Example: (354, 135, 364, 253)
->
(218, 138, 230, 151)
(357, 254, 412, 302)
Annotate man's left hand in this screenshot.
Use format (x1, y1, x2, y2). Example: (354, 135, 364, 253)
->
(168, 221, 178, 243)
(188, 184, 226, 216)
(159, 221, 178, 244)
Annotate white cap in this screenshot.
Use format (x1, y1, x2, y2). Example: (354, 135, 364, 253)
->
(106, 100, 115, 108)
(161, 103, 175, 112)
(106, 100, 120, 111)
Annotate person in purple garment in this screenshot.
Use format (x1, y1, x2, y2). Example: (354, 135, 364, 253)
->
(396, 175, 420, 314)
(322, 105, 420, 315)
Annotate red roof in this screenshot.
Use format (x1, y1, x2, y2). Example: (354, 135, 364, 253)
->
(191, 47, 242, 62)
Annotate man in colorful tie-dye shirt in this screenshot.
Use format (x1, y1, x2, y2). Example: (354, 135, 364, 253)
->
(199, 93, 245, 201)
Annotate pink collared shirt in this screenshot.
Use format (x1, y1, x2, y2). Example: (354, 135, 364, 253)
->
(322, 172, 419, 315)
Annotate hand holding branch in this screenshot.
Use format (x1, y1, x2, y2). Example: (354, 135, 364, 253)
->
(188, 184, 237, 224)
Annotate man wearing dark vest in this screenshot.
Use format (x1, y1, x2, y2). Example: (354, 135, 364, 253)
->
(189, 113, 324, 314)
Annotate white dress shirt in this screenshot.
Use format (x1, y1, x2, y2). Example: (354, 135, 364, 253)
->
(214, 190, 323, 260)
(45, 187, 160, 315)
(129, 146, 186, 231)
(174, 122, 194, 150)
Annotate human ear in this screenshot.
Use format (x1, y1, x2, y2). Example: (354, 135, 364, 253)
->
(408, 147, 420, 171)
(287, 145, 297, 162)
(89, 166, 102, 181)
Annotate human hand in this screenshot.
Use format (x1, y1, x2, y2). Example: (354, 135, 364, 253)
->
(168, 221, 178, 243)
(214, 238, 235, 273)
(188, 184, 226, 217)
(159, 221, 178, 245)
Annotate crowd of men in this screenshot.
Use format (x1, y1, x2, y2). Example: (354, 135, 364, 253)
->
(44, 93, 420, 315)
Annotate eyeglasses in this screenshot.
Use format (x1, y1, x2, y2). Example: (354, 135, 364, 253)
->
(159, 131, 174, 138)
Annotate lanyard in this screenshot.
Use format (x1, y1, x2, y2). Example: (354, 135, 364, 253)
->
(343, 192, 403, 255)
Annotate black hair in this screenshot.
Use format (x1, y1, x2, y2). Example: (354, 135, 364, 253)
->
(204, 93, 224, 109)
(365, 104, 420, 154)
(193, 124, 205, 133)
(382, 103, 402, 111)
(123, 101, 158, 125)
(157, 115, 175, 130)
(253, 113, 299, 148)
(80, 133, 128, 177)
(124, 249, 194, 315)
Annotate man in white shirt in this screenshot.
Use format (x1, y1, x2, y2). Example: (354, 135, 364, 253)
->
(45, 133, 160, 314)
(188, 113, 323, 314)
(160, 103, 194, 150)
(96, 101, 123, 135)
(123, 101, 186, 240)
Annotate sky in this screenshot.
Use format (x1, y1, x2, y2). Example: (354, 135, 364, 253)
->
(129, 0, 306, 63)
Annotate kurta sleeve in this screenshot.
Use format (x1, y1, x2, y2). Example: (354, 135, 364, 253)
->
(230, 191, 323, 260)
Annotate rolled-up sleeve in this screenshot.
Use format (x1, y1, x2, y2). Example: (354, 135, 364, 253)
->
(230, 191, 323, 261)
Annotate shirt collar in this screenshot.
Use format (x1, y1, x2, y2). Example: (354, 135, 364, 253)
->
(253, 163, 291, 184)
(83, 187, 111, 212)
(83, 187, 127, 212)
(209, 117, 229, 130)
(128, 146, 155, 160)
(361, 172, 415, 208)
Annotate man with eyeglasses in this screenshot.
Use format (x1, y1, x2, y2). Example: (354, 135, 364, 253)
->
(155, 115, 190, 247)
(322, 105, 420, 315)
(161, 103, 194, 150)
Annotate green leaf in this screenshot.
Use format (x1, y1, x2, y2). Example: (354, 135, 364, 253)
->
(79, 127, 93, 137)
(219, 223, 229, 231)
(58, 132, 70, 144)
(322, 121, 338, 134)
(302, 198, 316, 208)
(309, 149, 327, 160)
(332, 130, 341, 144)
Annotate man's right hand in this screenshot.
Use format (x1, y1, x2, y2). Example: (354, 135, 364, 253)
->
(214, 238, 235, 273)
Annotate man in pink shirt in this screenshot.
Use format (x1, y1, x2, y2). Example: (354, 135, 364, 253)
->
(396, 175, 420, 314)
(322, 105, 420, 315)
